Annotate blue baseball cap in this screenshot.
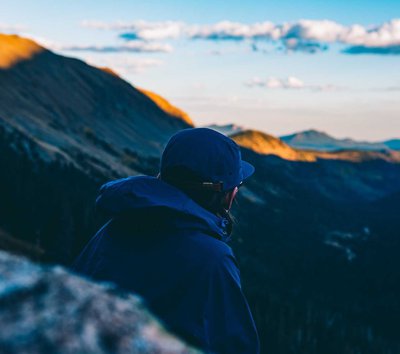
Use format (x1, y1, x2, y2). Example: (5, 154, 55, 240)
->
(160, 128, 255, 191)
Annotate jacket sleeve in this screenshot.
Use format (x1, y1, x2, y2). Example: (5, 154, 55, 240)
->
(204, 252, 260, 354)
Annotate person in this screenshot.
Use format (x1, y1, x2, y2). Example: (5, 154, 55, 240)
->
(72, 128, 260, 353)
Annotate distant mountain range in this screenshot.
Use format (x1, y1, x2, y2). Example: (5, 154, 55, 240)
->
(1, 34, 400, 354)
(280, 129, 400, 152)
(207, 123, 244, 136)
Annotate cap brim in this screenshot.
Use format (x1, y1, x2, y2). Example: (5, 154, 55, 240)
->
(241, 160, 255, 181)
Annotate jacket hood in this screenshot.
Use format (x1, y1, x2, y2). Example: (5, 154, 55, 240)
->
(96, 176, 231, 241)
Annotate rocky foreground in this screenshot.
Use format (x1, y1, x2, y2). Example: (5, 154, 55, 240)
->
(0, 251, 199, 354)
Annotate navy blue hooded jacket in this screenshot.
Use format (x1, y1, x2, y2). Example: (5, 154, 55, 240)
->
(73, 176, 259, 353)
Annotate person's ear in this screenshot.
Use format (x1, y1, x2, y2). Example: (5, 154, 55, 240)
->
(223, 186, 239, 211)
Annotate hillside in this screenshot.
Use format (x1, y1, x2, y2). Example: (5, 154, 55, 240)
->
(0, 33, 192, 178)
(230, 130, 316, 161)
(138, 88, 194, 126)
(0, 34, 44, 69)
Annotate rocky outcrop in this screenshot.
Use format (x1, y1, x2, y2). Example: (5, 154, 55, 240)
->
(0, 251, 199, 354)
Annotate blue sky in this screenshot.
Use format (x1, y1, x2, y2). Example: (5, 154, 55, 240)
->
(1, 0, 400, 140)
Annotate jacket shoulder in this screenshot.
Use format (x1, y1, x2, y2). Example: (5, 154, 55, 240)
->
(189, 230, 234, 254)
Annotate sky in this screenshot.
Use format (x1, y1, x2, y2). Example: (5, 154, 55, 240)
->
(1, 0, 400, 140)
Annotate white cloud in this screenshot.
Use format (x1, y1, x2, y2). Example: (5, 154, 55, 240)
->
(281, 20, 346, 43)
(0, 17, 381, 58)
(0, 23, 26, 33)
(82, 20, 184, 41)
(286, 76, 305, 88)
(10, 32, 173, 54)
(246, 76, 335, 91)
(341, 19, 400, 47)
(4, 18, 400, 55)
(58, 42, 173, 53)
(246, 76, 304, 89)
(83, 56, 163, 74)
(187, 21, 277, 40)
(266, 77, 284, 88)
(83, 18, 400, 54)
(189, 19, 400, 47)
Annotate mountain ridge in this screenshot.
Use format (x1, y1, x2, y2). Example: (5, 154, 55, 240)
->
(138, 88, 194, 126)
(210, 125, 400, 163)
(0, 33, 192, 178)
(230, 129, 316, 161)
(0, 34, 45, 69)
(281, 129, 400, 151)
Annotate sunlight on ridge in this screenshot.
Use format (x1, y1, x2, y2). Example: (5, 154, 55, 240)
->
(0, 34, 44, 69)
(138, 87, 194, 126)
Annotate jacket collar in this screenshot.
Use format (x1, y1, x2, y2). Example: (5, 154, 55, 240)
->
(96, 176, 231, 241)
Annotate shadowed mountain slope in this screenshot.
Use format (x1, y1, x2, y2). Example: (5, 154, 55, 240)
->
(0, 34, 192, 177)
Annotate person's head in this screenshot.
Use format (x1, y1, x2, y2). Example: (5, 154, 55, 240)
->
(159, 128, 254, 216)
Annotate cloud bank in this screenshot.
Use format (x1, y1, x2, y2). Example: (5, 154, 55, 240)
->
(82, 18, 400, 55)
(343, 45, 400, 55)
(190, 19, 400, 54)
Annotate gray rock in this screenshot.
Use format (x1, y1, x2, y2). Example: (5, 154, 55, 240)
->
(0, 251, 200, 354)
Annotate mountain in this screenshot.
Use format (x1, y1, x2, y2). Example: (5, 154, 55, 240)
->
(0, 33, 192, 260)
(385, 139, 400, 150)
(0, 33, 43, 69)
(0, 33, 192, 178)
(206, 123, 244, 136)
(138, 88, 194, 126)
(280, 129, 399, 151)
(213, 126, 400, 163)
(230, 130, 316, 161)
(2, 34, 400, 354)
